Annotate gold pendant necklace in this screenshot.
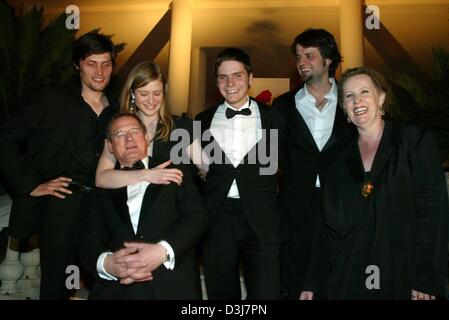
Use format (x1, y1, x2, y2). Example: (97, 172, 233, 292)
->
(361, 181, 374, 198)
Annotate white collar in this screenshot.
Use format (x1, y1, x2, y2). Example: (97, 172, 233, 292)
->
(224, 97, 251, 111)
(300, 78, 337, 102)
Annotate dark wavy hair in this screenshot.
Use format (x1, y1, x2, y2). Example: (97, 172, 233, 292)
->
(72, 31, 116, 67)
(291, 28, 342, 78)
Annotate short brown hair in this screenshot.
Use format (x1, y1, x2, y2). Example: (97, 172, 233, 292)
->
(338, 66, 391, 112)
(291, 28, 342, 78)
(214, 47, 253, 77)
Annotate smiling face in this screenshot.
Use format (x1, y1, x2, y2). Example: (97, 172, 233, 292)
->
(78, 52, 113, 93)
(295, 45, 331, 84)
(216, 60, 253, 109)
(107, 115, 149, 167)
(133, 79, 164, 120)
(342, 74, 386, 129)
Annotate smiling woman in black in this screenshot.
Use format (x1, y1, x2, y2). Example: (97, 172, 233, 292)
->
(301, 67, 449, 300)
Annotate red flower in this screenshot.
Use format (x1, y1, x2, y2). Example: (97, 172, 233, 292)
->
(255, 89, 272, 106)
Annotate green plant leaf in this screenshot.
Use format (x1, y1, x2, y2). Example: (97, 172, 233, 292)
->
(432, 47, 449, 82)
(16, 5, 42, 109)
(37, 11, 76, 88)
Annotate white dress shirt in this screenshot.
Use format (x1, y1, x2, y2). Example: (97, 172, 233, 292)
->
(295, 78, 338, 187)
(97, 157, 175, 281)
(209, 98, 262, 198)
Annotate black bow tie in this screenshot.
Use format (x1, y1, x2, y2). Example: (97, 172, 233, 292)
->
(121, 160, 145, 171)
(225, 107, 252, 119)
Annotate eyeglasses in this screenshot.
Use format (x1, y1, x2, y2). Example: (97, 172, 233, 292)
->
(110, 127, 143, 140)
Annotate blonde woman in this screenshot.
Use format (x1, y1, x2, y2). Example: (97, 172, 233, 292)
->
(96, 61, 208, 188)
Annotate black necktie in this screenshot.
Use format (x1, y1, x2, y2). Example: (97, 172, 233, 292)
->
(121, 160, 145, 171)
(225, 107, 252, 119)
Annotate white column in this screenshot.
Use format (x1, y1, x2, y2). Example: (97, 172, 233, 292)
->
(339, 0, 364, 70)
(188, 47, 207, 117)
(167, 0, 194, 116)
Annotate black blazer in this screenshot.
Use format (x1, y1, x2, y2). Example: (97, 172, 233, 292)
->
(306, 122, 449, 299)
(80, 161, 207, 300)
(195, 99, 280, 244)
(272, 88, 355, 228)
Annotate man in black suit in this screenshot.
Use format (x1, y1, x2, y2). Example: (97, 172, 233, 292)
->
(271, 28, 355, 300)
(0, 32, 117, 299)
(196, 48, 280, 300)
(80, 113, 206, 299)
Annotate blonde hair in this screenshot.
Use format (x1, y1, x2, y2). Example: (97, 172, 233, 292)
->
(119, 61, 173, 141)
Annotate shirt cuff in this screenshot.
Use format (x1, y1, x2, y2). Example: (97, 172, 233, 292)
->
(97, 252, 118, 281)
(158, 240, 175, 270)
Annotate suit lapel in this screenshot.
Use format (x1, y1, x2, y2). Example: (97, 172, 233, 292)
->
(200, 105, 218, 133)
(110, 187, 134, 233)
(345, 140, 365, 184)
(370, 121, 397, 185)
(322, 106, 345, 152)
(288, 93, 320, 152)
(136, 183, 162, 232)
(256, 98, 270, 131)
(236, 100, 268, 167)
(137, 157, 163, 231)
(344, 121, 397, 185)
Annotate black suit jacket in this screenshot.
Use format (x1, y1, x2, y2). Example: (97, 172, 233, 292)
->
(272, 88, 355, 232)
(80, 160, 207, 300)
(305, 122, 449, 299)
(195, 99, 280, 244)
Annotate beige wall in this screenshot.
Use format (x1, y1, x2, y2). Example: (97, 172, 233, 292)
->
(16, 0, 449, 113)
(23, 0, 448, 71)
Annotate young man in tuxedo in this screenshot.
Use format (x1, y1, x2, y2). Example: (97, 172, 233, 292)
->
(80, 113, 206, 299)
(0, 32, 117, 299)
(271, 28, 355, 300)
(196, 47, 280, 300)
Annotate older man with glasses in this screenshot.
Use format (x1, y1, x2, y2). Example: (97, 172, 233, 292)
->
(79, 113, 206, 300)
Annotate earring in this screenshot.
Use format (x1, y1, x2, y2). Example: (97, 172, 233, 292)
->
(379, 107, 385, 116)
(347, 116, 351, 123)
(130, 93, 136, 113)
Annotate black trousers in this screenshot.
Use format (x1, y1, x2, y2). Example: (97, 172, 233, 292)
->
(280, 188, 322, 300)
(39, 192, 91, 300)
(203, 198, 280, 300)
